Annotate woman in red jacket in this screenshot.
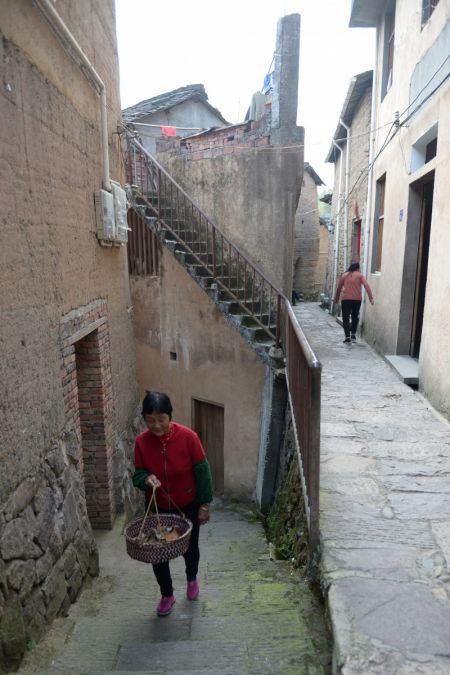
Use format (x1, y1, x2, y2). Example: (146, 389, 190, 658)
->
(133, 391, 213, 617)
(334, 262, 374, 343)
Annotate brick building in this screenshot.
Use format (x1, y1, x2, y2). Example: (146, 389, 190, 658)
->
(324, 70, 373, 302)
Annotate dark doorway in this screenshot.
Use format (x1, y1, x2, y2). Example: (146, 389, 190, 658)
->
(410, 179, 434, 357)
(192, 399, 224, 495)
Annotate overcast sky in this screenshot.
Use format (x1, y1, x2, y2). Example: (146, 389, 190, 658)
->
(115, 0, 375, 187)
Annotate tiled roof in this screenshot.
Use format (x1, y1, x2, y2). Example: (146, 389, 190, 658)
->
(122, 84, 228, 125)
(304, 162, 324, 186)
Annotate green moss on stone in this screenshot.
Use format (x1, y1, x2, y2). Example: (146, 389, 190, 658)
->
(265, 452, 308, 568)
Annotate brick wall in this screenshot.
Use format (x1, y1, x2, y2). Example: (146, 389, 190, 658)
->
(60, 300, 115, 528)
(154, 109, 272, 163)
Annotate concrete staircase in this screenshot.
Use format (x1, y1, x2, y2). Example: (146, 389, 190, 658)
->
(125, 142, 285, 366)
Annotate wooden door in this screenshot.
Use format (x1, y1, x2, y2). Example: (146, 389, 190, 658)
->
(410, 179, 434, 358)
(192, 399, 224, 495)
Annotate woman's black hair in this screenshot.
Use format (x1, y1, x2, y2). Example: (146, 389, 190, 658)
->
(347, 262, 360, 273)
(141, 391, 173, 419)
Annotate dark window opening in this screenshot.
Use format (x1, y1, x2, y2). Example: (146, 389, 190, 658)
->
(373, 175, 386, 273)
(169, 351, 177, 361)
(382, 7, 396, 99)
(425, 138, 437, 163)
(422, 0, 439, 26)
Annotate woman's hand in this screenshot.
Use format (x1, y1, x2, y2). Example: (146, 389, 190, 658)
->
(145, 474, 161, 488)
(198, 504, 210, 525)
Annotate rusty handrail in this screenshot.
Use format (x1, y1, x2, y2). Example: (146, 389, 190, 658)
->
(285, 301, 321, 559)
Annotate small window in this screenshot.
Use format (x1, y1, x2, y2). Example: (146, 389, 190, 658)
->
(373, 175, 386, 273)
(411, 122, 438, 172)
(422, 0, 439, 26)
(425, 138, 437, 163)
(382, 8, 395, 99)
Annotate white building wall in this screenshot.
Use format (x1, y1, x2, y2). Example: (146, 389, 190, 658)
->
(362, 0, 450, 416)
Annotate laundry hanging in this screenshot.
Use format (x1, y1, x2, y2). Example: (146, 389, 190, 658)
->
(161, 126, 177, 137)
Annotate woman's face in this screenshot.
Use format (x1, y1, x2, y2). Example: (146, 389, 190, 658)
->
(145, 412, 171, 436)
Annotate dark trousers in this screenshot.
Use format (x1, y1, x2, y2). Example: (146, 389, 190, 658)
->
(341, 299, 361, 338)
(149, 501, 200, 597)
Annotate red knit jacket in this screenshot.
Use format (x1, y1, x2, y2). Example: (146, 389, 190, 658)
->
(134, 422, 206, 509)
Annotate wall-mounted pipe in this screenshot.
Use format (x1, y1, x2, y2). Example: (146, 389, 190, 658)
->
(331, 140, 343, 308)
(33, 0, 111, 191)
(339, 118, 351, 270)
(360, 61, 377, 327)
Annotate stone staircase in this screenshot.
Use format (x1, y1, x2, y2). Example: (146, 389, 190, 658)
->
(125, 138, 285, 366)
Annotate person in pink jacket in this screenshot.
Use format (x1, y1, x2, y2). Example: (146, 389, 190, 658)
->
(334, 262, 374, 343)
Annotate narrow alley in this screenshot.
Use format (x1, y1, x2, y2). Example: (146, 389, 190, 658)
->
(17, 502, 331, 675)
(295, 304, 450, 674)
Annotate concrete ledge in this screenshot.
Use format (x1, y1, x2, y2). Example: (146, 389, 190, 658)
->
(385, 354, 419, 385)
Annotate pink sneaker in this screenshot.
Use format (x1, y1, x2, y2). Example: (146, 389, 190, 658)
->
(186, 577, 199, 601)
(156, 594, 175, 617)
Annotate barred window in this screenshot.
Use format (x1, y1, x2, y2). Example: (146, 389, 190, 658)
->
(127, 210, 160, 276)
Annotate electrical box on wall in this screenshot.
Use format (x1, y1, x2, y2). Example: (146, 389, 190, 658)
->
(94, 189, 115, 243)
(111, 181, 129, 244)
(94, 183, 130, 246)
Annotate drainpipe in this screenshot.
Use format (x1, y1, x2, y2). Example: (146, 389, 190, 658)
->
(331, 140, 343, 309)
(339, 118, 351, 270)
(33, 0, 111, 191)
(360, 66, 377, 328)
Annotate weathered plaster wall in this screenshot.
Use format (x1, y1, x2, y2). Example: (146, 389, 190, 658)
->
(363, 4, 450, 416)
(130, 250, 266, 499)
(156, 144, 303, 297)
(0, 1, 138, 667)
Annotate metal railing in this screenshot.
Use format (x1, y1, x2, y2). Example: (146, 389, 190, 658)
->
(285, 302, 321, 555)
(124, 134, 283, 346)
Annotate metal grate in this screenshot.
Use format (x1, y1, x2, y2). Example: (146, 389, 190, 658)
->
(127, 209, 160, 276)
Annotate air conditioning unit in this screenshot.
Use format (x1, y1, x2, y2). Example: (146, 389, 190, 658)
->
(111, 181, 129, 244)
(94, 189, 115, 242)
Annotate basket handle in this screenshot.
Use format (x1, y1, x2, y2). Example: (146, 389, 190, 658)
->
(137, 486, 163, 539)
(157, 485, 190, 519)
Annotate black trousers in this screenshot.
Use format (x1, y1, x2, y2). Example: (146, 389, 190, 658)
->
(341, 299, 361, 338)
(148, 501, 200, 597)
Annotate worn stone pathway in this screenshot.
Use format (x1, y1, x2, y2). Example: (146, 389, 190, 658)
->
(294, 303, 450, 674)
(18, 502, 331, 674)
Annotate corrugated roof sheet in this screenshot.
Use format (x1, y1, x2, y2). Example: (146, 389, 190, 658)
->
(122, 84, 228, 125)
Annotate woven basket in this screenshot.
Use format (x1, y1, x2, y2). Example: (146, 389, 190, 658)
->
(125, 513, 192, 564)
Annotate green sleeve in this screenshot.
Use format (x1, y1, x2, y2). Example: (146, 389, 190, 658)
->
(193, 459, 213, 504)
(132, 468, 150, 491)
